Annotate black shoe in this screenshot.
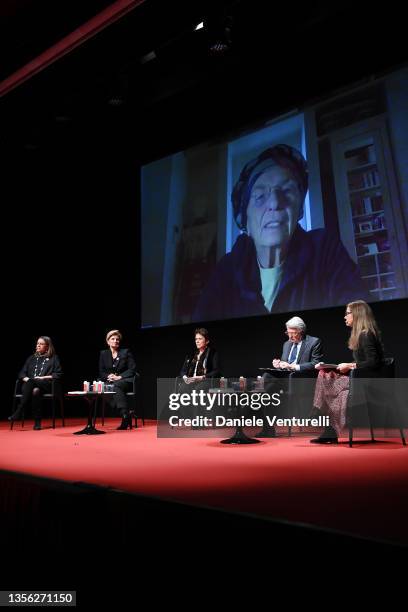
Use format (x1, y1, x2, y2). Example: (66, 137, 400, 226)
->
(310, 425, 338, 444)
(323, 426, 338, 437)
(310, 425, 338, 443)
(8, 406, 23, 421)
(310, 436, 338, 444)
(117, 415, 131, 430)
(33, 419, 42, 431)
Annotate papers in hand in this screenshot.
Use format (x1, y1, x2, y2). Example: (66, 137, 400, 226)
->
(258, 367, 292, 374)
(315, 363, 338, 370)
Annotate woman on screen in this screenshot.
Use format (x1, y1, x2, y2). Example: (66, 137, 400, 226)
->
(194, 144, 368, 322)
(310, 300, 384, 443)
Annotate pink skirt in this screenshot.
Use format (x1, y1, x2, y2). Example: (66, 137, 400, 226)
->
(313, 370, 350, 435)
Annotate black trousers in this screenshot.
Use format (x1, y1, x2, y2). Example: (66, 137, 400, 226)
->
(262, 372, 293, 422)
(176, 379, 212, 419)
(111, 379, 132, 415)
(263, 371, 317, 419)
(20, 379, 51, 418)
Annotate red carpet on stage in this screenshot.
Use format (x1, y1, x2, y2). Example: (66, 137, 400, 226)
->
(1, 418, 407, 545)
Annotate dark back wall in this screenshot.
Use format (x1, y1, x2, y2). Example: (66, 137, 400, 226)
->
(4, 128, 140, 416)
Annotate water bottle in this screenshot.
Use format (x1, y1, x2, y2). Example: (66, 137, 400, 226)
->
(257, 375, 264, 391)
(83, 380, 90, 393)
(92, 380, 97, 393)
(220, 376, 225, 390)
(239, 376, 246, 391)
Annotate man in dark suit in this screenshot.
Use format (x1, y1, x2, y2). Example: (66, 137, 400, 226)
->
(258, 316, 323, 437)
(273, 316, 323, 374)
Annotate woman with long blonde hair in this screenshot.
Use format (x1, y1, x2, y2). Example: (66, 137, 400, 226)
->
(311, 300, 384, 443)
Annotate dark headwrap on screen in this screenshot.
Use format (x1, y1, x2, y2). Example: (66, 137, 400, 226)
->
(231, 144, 308, 231)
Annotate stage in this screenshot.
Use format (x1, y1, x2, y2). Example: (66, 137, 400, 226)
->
(1, 417, 407, 546)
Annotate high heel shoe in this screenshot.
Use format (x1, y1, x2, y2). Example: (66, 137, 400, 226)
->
(8, 405, 23, 421)
(310, 426, 338, 444)
(116, 414, 131, 430)
(310, 436, 338, 444)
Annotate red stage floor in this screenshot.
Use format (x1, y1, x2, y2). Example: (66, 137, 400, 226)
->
(1, 418, 407, 545)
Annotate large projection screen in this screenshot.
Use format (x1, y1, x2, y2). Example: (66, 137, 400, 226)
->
(141, 66, 408, 328)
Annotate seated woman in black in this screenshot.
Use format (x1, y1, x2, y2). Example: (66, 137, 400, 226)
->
(9, 336, 62, 430)
(99, 329, 137, 430)
(312, 300, 384, 443)
(177, 328, 220, 424)
(180, 327, 220, 387)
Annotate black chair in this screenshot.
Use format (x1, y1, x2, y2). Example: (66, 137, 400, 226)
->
(127, 373, 144, 427)
(347, 357, 406, 447)
(10, 378, 65, 430)
(261, 371, 312, 437)
(101, 374, 143, 428)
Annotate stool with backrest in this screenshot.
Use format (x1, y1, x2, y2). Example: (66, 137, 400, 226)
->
(127, 373, 143, 427)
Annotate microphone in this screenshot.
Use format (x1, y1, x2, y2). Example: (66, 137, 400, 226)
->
(182, 355, 191, 381)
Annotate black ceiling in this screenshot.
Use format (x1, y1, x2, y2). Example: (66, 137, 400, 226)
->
(1, 1, 407, 163)
(0, 0, 118, 81)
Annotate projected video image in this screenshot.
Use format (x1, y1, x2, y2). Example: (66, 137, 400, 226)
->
(141, 66, 408, 328)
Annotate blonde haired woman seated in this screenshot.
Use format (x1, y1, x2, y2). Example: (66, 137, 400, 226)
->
(99, 330, 137, 430)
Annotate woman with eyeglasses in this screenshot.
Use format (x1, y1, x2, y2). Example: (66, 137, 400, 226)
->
(194, 144, 368, 323)
(311, 300, 384, 443)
